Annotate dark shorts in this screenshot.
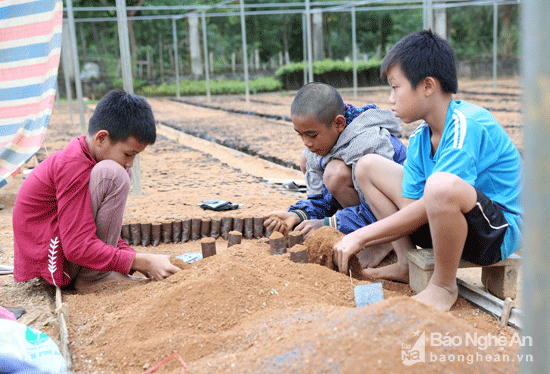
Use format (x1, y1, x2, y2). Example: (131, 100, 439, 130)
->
(409, 188, 507, 266)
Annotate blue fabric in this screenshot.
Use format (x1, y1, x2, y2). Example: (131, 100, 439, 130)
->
(0, 357, 53, 374)
(333, 200, 377, 234)
(403, 99, 523, 259)
(390, 135, 407, 164)
(289, 186, 341, 220)
(288, 187, 377, 234)
(343, 103, 378, 125)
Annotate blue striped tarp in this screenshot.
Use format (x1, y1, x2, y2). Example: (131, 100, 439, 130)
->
(0, 0, 63, 188)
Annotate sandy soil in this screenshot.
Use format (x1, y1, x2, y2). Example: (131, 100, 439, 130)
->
(0, 79, 523, 373)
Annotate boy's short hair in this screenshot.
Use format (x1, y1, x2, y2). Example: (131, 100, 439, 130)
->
(380, 29, 458, 94)
(88, 89, 156, 144)
(291, 82, 345, 126)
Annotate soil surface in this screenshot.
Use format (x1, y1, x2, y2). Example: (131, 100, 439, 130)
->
(0, 79, 523, 373)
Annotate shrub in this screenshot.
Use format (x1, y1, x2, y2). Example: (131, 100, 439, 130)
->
(275, 58, 382, 77)
(138, 77, 283, 96)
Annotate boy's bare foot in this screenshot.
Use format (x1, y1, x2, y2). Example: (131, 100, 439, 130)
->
(356, 243, 394, 268)
(412, 282, 458, 312)
(75, 271, 148, 293)
(361, 262, 409, 283)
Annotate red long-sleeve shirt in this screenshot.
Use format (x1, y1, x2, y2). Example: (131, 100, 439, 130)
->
(13, 136, 135, 287)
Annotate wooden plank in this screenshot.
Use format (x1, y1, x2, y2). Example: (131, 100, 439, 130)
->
(406, 248, 521, 271)
(55, 287, 72, 370)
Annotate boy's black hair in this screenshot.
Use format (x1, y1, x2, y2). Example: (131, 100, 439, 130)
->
(88, 89, 156, 144)
(380, 29, 458, 94)
(291, 82, 345, 126)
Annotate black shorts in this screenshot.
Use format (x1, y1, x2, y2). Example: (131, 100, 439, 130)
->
(409, 188, 507, 266)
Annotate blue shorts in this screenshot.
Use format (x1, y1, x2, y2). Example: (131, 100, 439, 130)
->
(409, 188, 507, 266)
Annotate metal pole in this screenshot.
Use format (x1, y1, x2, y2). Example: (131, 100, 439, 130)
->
(115, 0, 134, 95)
(422, 0, 428, 30)
(305, 0, 314, 83)
(172, 18, 181, 100)
(351, 5, 358, 98)
(115, 0, 141, 195)
(423, 0, 433, 30)
(492, 1, 498, 90)
(302, 13, 308, 86)
(201, 11, 211, 102)
(65, 0, 86, 133)
(61, 21, 74, 127)
(522, 0, 550, 371)
(239, 0, 250, 106)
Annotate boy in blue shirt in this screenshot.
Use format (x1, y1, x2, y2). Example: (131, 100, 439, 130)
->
(265, 82, 407, 267)
(333, 30, 522, 311)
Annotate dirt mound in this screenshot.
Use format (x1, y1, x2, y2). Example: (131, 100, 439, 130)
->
(66, 241, 519, 373)
(66, 241, 364, 373)
(191, 297, 518, 374)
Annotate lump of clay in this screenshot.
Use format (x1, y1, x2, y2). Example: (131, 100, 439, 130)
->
(304, 226, 363, 278)
(304, 226, 341, 270)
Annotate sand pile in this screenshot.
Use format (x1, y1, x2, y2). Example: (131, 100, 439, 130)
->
(65, 241, 519, 373)
(66, 241, 362, 373)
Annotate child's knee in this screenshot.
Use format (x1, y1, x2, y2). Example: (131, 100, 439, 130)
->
(355, 154, 382, 183)
(424, 172, 469, 208)
(90, 160, 131, 192)
(323, 159, 352, 191)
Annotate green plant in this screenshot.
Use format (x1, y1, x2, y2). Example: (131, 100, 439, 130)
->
(138, 77, 283, 97)
(275, 58, 382, 77)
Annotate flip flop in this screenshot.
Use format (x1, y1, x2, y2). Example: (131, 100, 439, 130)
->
(0, 265, 14, 275)
(282, 181, 307, 193)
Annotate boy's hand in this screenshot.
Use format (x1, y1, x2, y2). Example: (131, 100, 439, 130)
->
(132, 253, 181, 281)
(333, 231, 364, 274)
(295, 219, 323, 238)
(263, 211, 300, 236)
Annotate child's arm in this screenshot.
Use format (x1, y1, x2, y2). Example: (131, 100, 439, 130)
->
(334, 198, 427, 274)
(287, 187, 342, 221)
(263, 211, 300, 236)
(264, 187, 342, 235)
(117, 237, 136, 253)
(131, 253, 181, 281)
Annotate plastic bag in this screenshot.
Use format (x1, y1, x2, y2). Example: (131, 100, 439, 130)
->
(0, 319, 68, 374)
(199, 199, 241, 211)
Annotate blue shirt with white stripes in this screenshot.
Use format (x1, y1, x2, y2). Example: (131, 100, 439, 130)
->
(402, 99, 523, 259)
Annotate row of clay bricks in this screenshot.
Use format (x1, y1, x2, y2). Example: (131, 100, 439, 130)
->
(121, 217, 275, 247)
(201, 230, 308, 264)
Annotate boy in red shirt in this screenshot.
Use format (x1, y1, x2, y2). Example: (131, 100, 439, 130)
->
(13, 90, 180, 291)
